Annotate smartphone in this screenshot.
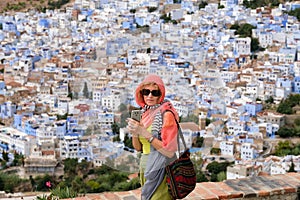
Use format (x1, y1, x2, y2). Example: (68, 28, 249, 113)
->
(131, 110, 142, 122)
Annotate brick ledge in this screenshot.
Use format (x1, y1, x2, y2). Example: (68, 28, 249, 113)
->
(63, 173, 300, 200)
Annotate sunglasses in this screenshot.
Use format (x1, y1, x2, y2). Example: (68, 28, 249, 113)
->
(141, 89, 161, 97)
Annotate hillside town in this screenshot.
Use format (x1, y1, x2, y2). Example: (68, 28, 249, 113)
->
(0, 0, 300, 183)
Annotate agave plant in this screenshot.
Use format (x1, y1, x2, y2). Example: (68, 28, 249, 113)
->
(35, 187, 77, 200)
(35, 194, 56, 200)
(50, 186, 77, 199)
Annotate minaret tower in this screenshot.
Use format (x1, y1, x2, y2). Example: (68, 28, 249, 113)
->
(199, 107, 208, 130)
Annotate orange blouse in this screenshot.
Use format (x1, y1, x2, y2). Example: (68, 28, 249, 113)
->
(161, 111, 178, 152)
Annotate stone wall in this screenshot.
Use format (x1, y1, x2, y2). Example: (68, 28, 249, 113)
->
(62, 172, 300, 200)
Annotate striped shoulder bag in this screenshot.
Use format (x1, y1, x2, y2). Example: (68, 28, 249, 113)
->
(164, 111, 196, 199)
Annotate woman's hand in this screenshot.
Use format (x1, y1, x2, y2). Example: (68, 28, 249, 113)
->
(126, 118, 141, 136)
(126, 118, 143, 151)
(126, 118, 152, 139)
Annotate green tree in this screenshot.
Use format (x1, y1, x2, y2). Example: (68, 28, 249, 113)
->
(77, 159, 90, 176)
(234, 23, 255, 38)
(0, 160, 6, 169)
(29, 175, 35, 189)
(108, 171, 129, 187)
(210, 148, 221, 155)
(160, 14, 171, 23)
(265, 96, 274, 104)
(277, 101, 293, 114)
(98, 182, 111, 192)
(111, 123, 120, 134)
(199, 1, 208, 9)
(230, 23, 240, 30)
(12, 152, 24, 166)
(288, 94, 300, 106)
(127, 177, 141, 190)
(86, 180, 100, 192)
(271, 0, 280, 7)
(83, 82, 89, 99)
(242, 0, 270, 9)
(196, 170, 208, 182)
(0, 174, 3, 191)
(295, 118, 300, 126)
(206, 161, 231, 175)
(48, 0, 70, 10)
(93, 164, 115, 175)
(193, 136, 204, 147)
(67, 83, 73, 99)
(71, 176, 86, 193)
(63, 158, 78, 178)
(1, 173, 22, 192)
(217, 171, 226, 182)
(206, 161, 220, 174)
(274, 140, 292, 156)
(57, 113, 68, 120)
(242, 0, 252, 8)
(129, 9, 136, 13)
(120, 108, 130, 128)
(288, 162, 296, 172)
(210, 173, 218, 182)
(218, 4, 225, 9)
(148, 7, 157, 12)
(147, 48, 151, 53)
(67, 92, 73, 99)
(288, 8, 300, 21)
(292, 144, 300, 155)
(113, 134, 121, 142)
(251, 37, 260, 52)
(277, 94, 300, 114)
(124, 133, 133, 149)
(277, 127, 295, 138)
(2, 150, 9, 162)
(206, 118, 211, 126)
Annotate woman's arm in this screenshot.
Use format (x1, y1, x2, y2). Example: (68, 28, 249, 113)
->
(127, 113, 178, 158)
(148, 136, 175, 158)
(132, 135, 142, 151)
(150, 111, 178, 158)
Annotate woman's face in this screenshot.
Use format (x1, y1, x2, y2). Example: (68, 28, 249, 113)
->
(142, 84, 161, 106)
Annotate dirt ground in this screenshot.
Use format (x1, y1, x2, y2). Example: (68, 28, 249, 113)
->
(0, 0, 75, 13)
(0, 0, 219, 13)
(0, 0, 45, 13)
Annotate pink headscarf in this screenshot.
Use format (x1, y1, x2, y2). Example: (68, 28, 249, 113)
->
(135, 74, 178, 128)
(135, 74, 165, 107)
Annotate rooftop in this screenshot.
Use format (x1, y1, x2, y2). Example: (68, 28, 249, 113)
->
(63, 172, 300, 200)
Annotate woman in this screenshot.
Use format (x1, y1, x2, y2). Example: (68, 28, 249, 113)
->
(127, 74, 179, 200)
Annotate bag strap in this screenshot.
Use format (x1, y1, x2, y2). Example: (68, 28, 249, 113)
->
(162, 110, 187, 154)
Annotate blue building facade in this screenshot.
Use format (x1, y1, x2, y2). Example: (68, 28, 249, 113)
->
(293, 76, 300, 93)
(3, 22, 17, 32)
(244, 102, 263, 116)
